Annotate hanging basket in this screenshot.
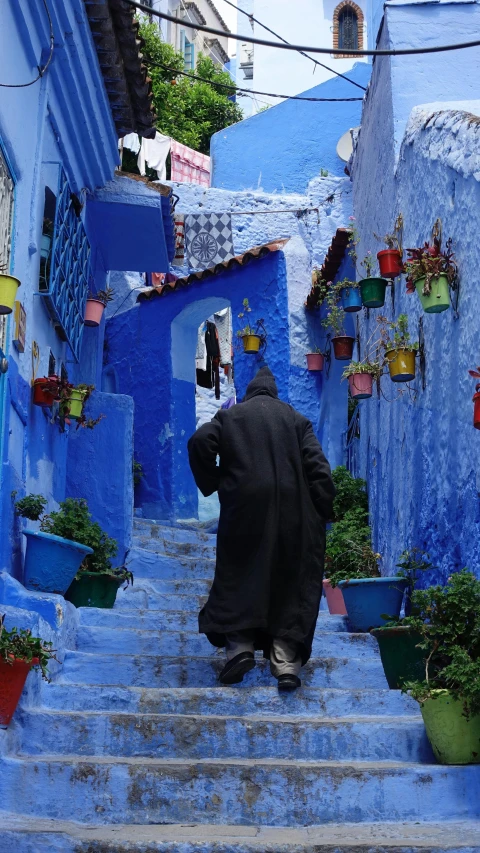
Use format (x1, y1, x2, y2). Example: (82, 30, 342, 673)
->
(415, 275, 450, 314)
(32, 377, 60, 407)
(84, 298, 106, 327)
(360, 278, 387, 308)
(0, 274, 21, 315)
(242, 335, 261, 354)
(348, 372, 373, 399)
(377, 249, 403, 278)
(341, 286, 362, 313)
(306, 353, 324, 372)
(67, 388, 88, 419)
(385, 348, 416, 383)
(332, 336, 355, 361)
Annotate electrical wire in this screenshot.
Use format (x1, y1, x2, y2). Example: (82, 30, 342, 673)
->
(222, 0, 367, 92)
(126, 0, 480, 57)
(145, 59, 363, 101)
(0, 0, 54, 88)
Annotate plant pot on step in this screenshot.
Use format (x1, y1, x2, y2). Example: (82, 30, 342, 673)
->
(67, 388, 88, 419)
(341, 287, 362, 313)
(370, 626, 425, 689)
(420, 690, 480, 765)
(84, 298, 106, 327)
(0, 656, 38, 727)
(360, 277, 388, 308)
(66, 572, 123, 608)
(323, 579, 347, 615)
(332, 336, 355, 361)
(32, 376, 59, 407)
(348, 373, 373, 400)
(0, 274, 21, 315)
(22, 530, 93, 595)
(242, 335, 261, 354)
(338, 577, 408, 632)
(415, 274, 450, 314)
(306, 353, 324, 372)
(386, 348, 416, 383)
(377, 249, 403, 278)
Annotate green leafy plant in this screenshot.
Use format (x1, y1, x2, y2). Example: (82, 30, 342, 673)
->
(360, 251, 377, 278)
(57, 382, 104, 431)
(0, 614, 56, 680)
(133, 459, 144, 487)
(378, 313, 419, 355)
(331, 466, 368, 521)
(307, 347, 324, 355)
(342, 360, 383, 382)
(321, 289, 346, 338)
(15, 494, 48, 521)
(404, 239, 457, 296)
(236, 298, 266, 340)
(88, 286, 115, 306)
(326, 506, 381, 587)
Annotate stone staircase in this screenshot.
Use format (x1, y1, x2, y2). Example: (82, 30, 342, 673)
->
(1, 518, 479, 851)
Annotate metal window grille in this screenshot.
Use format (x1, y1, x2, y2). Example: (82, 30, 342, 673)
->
(0, 147, 14, 356)
(338, 6, 359, 51)
(40, 168, 91, 362)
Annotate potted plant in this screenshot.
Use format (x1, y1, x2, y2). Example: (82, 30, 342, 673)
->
(371, 548, 433, 689)
(306, 348, 324, 372)
(339, 278, 362, 313)
(236, 298, 266, 354)
(321, 291, 354, 360)
(375, 219, 404, 278)
(359, 252, 388, 309)
(84, 286, 115, 327)
(32, 375, 60, 407)
(402, 570, 480, 764)
(379, 314, 418, 383)
(0, 614, 56, 726)
(404, 240, 457, 314)
(16, 495, 94, 595)
(342, 359, 383, 400)
(0, 263, 21, 315)
(58, 382, 104, 429)
(469, 366, 480, 430)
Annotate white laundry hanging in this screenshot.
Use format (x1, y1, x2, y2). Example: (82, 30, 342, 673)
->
(137, 132, 171, 181)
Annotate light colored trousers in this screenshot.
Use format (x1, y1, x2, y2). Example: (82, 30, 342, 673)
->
(225, 629, 302, 677)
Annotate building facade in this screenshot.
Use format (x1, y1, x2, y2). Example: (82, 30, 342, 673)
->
(149, 0, 230, 69)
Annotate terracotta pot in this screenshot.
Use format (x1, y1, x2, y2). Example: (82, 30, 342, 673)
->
(0, 274, 21, 315)
(348, 372, 373, 399)
(323, 579, 347, 615)
(332, 336, 355, 361)
(0, 656, 37, 727)
(32, 376, 59, 407)
(306, 353, 324, 372)
(84, 298, 105, 327)
(386, 348, 416, 383)
(243, 335, 261, 353)
(473, 391, 480, 430)
(377, 249, 403, 278)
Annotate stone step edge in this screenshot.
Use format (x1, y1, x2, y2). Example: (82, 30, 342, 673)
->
(62, 652, 375, 664)
(19, 709, 423, 723)
(77, 627, 369, 641)
(6, 755, 447, 770)
(1, 815, 480, 849)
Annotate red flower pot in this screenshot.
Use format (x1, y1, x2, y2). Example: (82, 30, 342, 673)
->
(84, 298, 105, 327)
(323, 579, 347, 615)
(348, 372, 373, 399)
(306, 353, 324, 372)
(0, 656, 37, 726)
(332, 336, 355, 361)
(474, 391, 480, 430)
(32, 376, 59, 407)
(377, 249, 403, 278)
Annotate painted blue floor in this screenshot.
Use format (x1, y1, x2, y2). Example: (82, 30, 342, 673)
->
(1, 519, 479, 851)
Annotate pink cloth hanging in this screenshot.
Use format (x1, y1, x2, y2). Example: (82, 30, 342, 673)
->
(170, 141, 210, 187)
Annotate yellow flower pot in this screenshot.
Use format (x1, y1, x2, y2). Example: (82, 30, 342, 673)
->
(386, 348, 416, 383)
(243, 335, 261, 353)
(0, 274, 21, 315)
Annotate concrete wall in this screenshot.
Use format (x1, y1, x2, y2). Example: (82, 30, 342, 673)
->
(211, 63, 371, 193)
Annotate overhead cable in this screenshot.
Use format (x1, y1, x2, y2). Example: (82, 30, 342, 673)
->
(126, 0, 480, 57)
(221, 0, 367, 92)
(0, 0, 54, 88)
(145, 60, 363, 101)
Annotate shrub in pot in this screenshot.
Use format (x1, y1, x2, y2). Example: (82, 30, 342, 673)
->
(342, 359, 382, 400)
(375, 223, 404, 278)
(84, 286, 115, 328)
(379, 314, 418, 383)
(0, 614, 56, 726)
(402, 570, 480, 764)
(236, 298, 266, 354)
(321, 291, 354, 361)
(57, 381, 104, 430)
(358, 253, 388, 309)
(306, 348, 324, 372)
(404, 240, 457, 314)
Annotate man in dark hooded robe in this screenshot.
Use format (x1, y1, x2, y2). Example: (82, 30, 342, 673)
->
(188, 366, 335, 691)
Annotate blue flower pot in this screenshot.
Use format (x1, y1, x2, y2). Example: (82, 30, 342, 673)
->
(23, 530, 93, 595)
(341, 286, 362, 312)
(338, 577, 408, 632)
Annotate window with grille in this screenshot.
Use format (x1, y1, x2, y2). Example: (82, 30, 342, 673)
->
(40, 168, 91, 362)
(338, 6, 359, 50)
(0, 147, 14, 356)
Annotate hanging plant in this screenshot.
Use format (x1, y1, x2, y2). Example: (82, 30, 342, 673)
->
(85, 286, 115, 328)
(404, 239, 457, 314)
(378, 314, 419, 383)
(338, 277, 362, 313)
(374, 215, 404, 278)
(348, 219, 387, 308)
(306, 348, 324, 372)
(321, 290, 354, 361)
(342, 360, 383, 400)
(57, 381, 105, 430)
(236, 298, 267, 354)
(468, 366, 480, 430)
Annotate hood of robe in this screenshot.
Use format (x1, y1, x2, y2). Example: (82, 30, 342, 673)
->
(244, 366, 279, 400)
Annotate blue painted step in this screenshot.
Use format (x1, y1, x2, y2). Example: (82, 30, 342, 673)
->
(126, 548, 215, 580)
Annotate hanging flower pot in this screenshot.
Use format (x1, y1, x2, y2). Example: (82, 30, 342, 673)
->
(0, 656, 38, 726)
(0, 274, 20, 315)
(473, 390, 480, 430)
(242, 334, 261, 353)
(386, 348, 416, 383)
(22, 530, 93, 595)
(323, 579, 347, 615)
(306, 353, 324, 372)
(67, 387, 88, 419)
(370, 626, 425, 689)
(360, 278, 388, 308)
(332, 336, 355, 361)
(377, 249, 403, 278)
(65, 572, 123, 609)
(420, 691, 480, 765)
(338, 577, 409, 632)
(84, 298, 106, 327)
(341, 286, 362, 313)
(32, 376, 59, 407)
(348, 372, 373, 399)
(415, 274, 450, 314)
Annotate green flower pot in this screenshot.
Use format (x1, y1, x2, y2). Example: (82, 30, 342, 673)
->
(360, 277, 387, 308)
(415, 274, 450, 313)
(68, 388, 87, 420)
(420, 690, 480, 765)
(65, 572, 122, 608)
(370, 626, 425, 689)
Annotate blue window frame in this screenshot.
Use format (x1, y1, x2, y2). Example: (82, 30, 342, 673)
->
(180, 29, 195, 70)
(40, 168, 91, 362)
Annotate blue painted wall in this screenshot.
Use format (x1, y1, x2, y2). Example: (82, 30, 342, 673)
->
(211, 63, 371, 194)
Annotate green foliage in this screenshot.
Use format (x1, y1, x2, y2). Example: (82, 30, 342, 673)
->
(133, 459, 144, 487)
(15, 494, 47, 521)
(402, 570, 480, 717)
(342, 360, 383, 381)
(0, 615, 56, 680)
(378, 313, 419, 354)
(321, 289, 345, 337)
(396, 548, 433, 587)
(326, 507, 381, 587)
(138, 22, 243, 155)
(331, 466, 368, 522)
